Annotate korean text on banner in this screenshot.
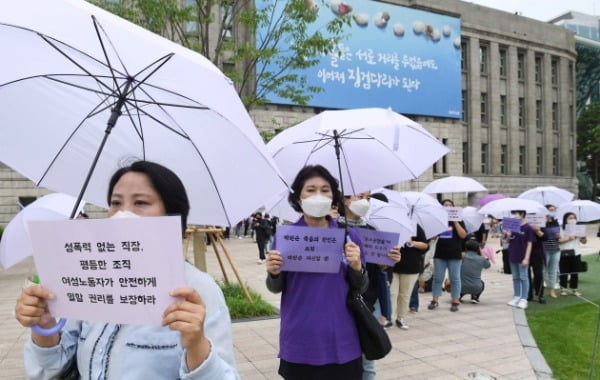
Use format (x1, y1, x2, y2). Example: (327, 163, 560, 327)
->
(28, 216, 185, 326)
(276, 225, 344, 273)
(355, 228, 398, 266)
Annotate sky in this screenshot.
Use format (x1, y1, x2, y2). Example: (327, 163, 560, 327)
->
(465, 0, 599, 21)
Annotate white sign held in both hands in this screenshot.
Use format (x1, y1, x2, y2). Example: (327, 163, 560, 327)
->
(564, 223, 587, 237)
(445, 207, 463, 222)
(28, 216, 185, 326)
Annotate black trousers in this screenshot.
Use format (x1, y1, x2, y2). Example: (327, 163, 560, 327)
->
(559, 254, 581, 289)
(528, 251, 545, 299)
(502, 249, 511, 274)
(279, 358, 362, 380)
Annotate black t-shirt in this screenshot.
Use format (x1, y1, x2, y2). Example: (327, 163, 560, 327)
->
(434, 221, 466, 260)
(393, 225, 428, 274)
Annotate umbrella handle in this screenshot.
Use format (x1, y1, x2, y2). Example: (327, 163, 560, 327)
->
(31, 319, 66, 336)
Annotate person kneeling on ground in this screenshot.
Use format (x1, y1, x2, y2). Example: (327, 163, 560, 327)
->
(459, 235, 491, 304)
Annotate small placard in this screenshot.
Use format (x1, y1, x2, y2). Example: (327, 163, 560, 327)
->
(526, 214, 546, 228)
(445, 207, 463, 222)
(355, 229, 399, 266)
(275, 225, 345, 273)
(565, 224, 586, 237)
(502, 218, 522, 233)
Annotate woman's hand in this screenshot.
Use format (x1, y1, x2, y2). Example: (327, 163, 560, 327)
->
(388, 246, 401, 263)
(266, 250, 283, 275)
(163, 288, 210, 371)
(521, 258, 529, 268)
(15, 285, 60, 346)
(344, 241, 362, 271)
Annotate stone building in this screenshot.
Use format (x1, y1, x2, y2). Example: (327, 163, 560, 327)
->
(0, 0, 578, 224)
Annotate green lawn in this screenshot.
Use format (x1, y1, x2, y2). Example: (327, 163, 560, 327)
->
(527, 255, 600, 380)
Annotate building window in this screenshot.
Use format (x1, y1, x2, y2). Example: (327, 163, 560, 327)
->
(481, 93, 488, 124)
(462, 90, 468, 122)
(481, 143, 488, 174)
(500, 145, 508, 174)
(534, 55, 542, 84)
(536, 147, 543, 175)
(569, 62, 574, 87)
(220, 4, 233, 40)
(552, 102, 558, 130)
(461, 42, 468, 72)
(570, 149, 575, 176)
(552, 148, 559, 175)
(463, 143, 469, 174)
(519, 146, 526, 175)
(551, 58, 559, 86)
(518, 98, 525, 129)
(517, 51, 525, 81)
(500, 95, 507, 126)
(183, 0, 198, 34)
(569, 105, 574, 132)
(499, 48, 507, 77)
(480, 44, 488, 74)
(536, 100, 542, 130)
(442, 138, 448, 173)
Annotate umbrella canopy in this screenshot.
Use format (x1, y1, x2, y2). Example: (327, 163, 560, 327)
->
(476, 193, 507, 207)
(422, 176, 487, 194)
(557, 200, 600, 222)
(375, 189, 448, 238)
(461, 206, 484, 233)
(517, 186, 574, 207)
(267, 108, 449, 196)
(478, 198, 547, 219)
(365, 199, 413, 245)
(0, 0, 286, 227)
(0, 193, 85, 269)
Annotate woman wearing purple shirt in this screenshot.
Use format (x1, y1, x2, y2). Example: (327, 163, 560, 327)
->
(265, 165, 368, 380)
(505, 209, 535, 310)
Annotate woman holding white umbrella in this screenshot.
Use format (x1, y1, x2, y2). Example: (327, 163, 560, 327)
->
(428, 199, 467, 312)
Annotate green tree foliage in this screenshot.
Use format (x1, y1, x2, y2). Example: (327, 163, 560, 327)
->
(577, 102, 600, 199)
(92, 0, 349, 109)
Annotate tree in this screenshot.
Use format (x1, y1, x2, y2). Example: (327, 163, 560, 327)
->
(577, 102, 600, 199)
(93, 0, 349, 109)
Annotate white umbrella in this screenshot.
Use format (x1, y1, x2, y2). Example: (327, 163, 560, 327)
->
(365, 199, 413, 245)
(267, 108, 449, 196)
(478, 198, 547, 219)
(0, 0, 287, 226)
(461, 206, 484, 233)
(557, 200, 600, 222)
(375, 189, 448, 238)
(422, 176, 487, 194)
(0, 193, 85, 269)
(517, 186, 574, 206)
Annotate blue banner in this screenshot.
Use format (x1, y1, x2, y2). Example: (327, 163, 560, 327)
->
(256, 0, 462, 118)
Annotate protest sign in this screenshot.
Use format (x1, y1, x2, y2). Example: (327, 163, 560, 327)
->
(28, 216, 184, 326)
(355, 229, 399, 266)
(275, 225, 344, 273)
(502, 218, 522, 233)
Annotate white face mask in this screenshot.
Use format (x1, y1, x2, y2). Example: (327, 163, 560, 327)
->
(348, 199, 370, 217)
(511, 213, 520, 218)
(110, 210, 140, 219)
(567, 219, 576, 224)
(301, 194, 332, 218)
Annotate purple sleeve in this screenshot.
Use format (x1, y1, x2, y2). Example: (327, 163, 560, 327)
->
(347, 227, 366, 265)
(525, 224, 536, 243)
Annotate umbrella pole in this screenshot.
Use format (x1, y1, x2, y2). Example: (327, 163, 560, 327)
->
(69, 79, 134, 219)
(333, 130, 348, 239)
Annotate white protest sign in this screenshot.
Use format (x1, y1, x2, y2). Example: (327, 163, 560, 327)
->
(565, 223, 586, 237)
(445, 207, 463, 221)
(526, 214, 546, 228)
(28, 216, 185, 326)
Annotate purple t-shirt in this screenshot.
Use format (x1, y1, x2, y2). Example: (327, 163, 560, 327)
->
(272, 217, 364, 365)
(508, 223, 536, 263)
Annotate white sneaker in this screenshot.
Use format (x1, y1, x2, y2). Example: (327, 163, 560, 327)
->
(256, 259, 264, 264)
(507, 297, 520, 307)
(517, 299, 528, 309)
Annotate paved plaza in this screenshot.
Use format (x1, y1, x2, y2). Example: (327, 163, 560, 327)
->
(2, 225, 599, 379)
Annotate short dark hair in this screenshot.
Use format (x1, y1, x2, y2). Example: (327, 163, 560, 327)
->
(510, 210, 526, 218)
(107, 161, 190, 237)
(441, 199, 454, 206)
(465, 239, 481, 253)
(562, 212, 576, 229)
(288, 165, 341, 213)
